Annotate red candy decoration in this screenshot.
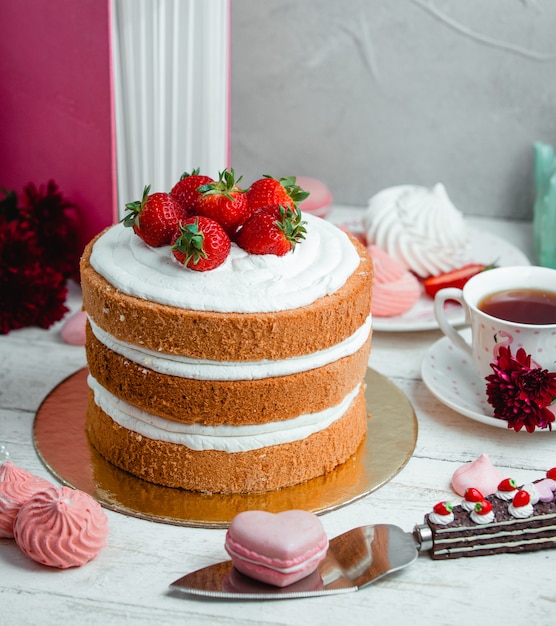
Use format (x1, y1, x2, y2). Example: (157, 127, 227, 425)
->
(474, 500, 493, 515)
(512, 490, 531, 507)
(464, 487, 484, 503)
(433, 501, 453, 516)
(498, 478, 517, 492)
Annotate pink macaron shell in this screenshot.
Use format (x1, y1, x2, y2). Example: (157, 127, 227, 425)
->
(60, 310, 87, 345)
(367, 245, 421, 316)
(296, 177, 333, 218)
(225, 510, 328, 587)
(223, 564, 324, 594)
(371, 273, 421, 317)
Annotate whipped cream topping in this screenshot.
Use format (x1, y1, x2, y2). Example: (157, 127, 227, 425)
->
(89, 315, 371, 381)
(428, 511, 454, 525)
(470, 508, 495, 525)
(89, 375, 360, 453)
(508, 501, 534, 519)
(364, 183, 469, 277)
(522, 483, 540, 505)
(461, 499, 479, 512)
(496, 488, 517, 501)
(89, 214, 361, 313)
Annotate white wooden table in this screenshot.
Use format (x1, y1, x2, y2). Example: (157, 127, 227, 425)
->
(2, 212, 555, 626)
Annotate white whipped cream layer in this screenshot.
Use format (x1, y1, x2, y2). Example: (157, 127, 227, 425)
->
(89, 375, 361, 452)
(89, 315, 371, 381)
(89, 213, 361, 313)
(364, 183, 469, 277)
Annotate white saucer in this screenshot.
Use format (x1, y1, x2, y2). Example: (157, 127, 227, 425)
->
(421, 329, 554, 433)
(372, 226, 530, 332)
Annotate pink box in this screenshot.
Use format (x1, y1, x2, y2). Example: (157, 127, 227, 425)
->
(0, 0, 117, 250)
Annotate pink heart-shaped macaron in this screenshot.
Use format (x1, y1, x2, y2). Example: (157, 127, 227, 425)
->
(534, 478, 556, 503)
(225, 510, 328, 587)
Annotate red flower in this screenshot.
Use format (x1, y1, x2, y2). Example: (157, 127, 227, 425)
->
(485, 346, 556, 433)
(0, 181, 78, 334)
(19, 181, 80, 280)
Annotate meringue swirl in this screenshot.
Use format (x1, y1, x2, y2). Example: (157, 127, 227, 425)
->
(365, 183, 469, 277)
(0, 462, 52, 538)
(14, 486, 109, 568)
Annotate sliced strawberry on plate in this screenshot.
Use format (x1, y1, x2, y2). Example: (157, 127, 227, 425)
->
(236, 205, 307, 256)
(195, 169, 249, 237)
(171, 216, 230, 271)
(246, 175, 309, 216)
(170, 168, 214, 215)
(121, 185, 182, 247)
(423, 263, 495, 298)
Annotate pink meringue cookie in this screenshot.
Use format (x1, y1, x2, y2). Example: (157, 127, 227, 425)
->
(367, 245, 420, 317)
(14, 486, 109, 568)
(296, 176, 333, 218)
(0, 462, 52, 538)
(451, 454, 505, 497)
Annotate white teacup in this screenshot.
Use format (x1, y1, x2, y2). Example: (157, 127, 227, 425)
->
(434, 266, 556, 382)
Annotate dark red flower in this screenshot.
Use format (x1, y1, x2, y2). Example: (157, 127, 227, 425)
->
(485, 346, 556, 433)
(19, 180, 80, 279)
(0, 189, 72, 335)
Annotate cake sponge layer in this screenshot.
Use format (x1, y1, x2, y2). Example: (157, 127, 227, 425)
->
(80, 232, 373, 362)
(86, 385, 368, 494)
(85, 322, 371, 425)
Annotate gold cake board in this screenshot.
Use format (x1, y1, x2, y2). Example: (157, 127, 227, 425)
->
(33, 368, 418, 528)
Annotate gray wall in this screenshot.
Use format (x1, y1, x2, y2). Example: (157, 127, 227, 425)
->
(230, 0, 556, 219)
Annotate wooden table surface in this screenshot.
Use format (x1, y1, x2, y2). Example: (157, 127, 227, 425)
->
(1, 211, 555, 626)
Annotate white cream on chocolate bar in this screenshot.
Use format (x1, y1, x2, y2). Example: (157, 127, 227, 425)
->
(88, 314, 372, 381)
(89, 213, 361, 313)
(88, 375, 361, 452)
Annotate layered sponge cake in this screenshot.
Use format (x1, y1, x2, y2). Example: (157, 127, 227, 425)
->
(80, 212, 373, 494)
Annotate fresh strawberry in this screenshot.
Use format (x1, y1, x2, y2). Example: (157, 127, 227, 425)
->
(246, 175, 309, 216)
(170, 168, 214, 215)
(423, 263, 496, 298)
(121, 185, 182, 247)
(433, 501, 453, 516)
(547, 467, 556, 480)
(194, 169, 249, 236)
(512, 489, 531, 507)
(474, 500, 493, 515)
(498, 478, 517, 492)
(171, 216, 230, 272)
(464, 487, 484, 503)
(236, 205, 307, 256)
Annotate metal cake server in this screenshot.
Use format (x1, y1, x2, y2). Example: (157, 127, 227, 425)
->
(169, 523, 432, 600)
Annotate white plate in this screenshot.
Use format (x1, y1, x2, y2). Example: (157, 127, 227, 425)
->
(372, 226, 530, 332)
(421, 329, 554, 433)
